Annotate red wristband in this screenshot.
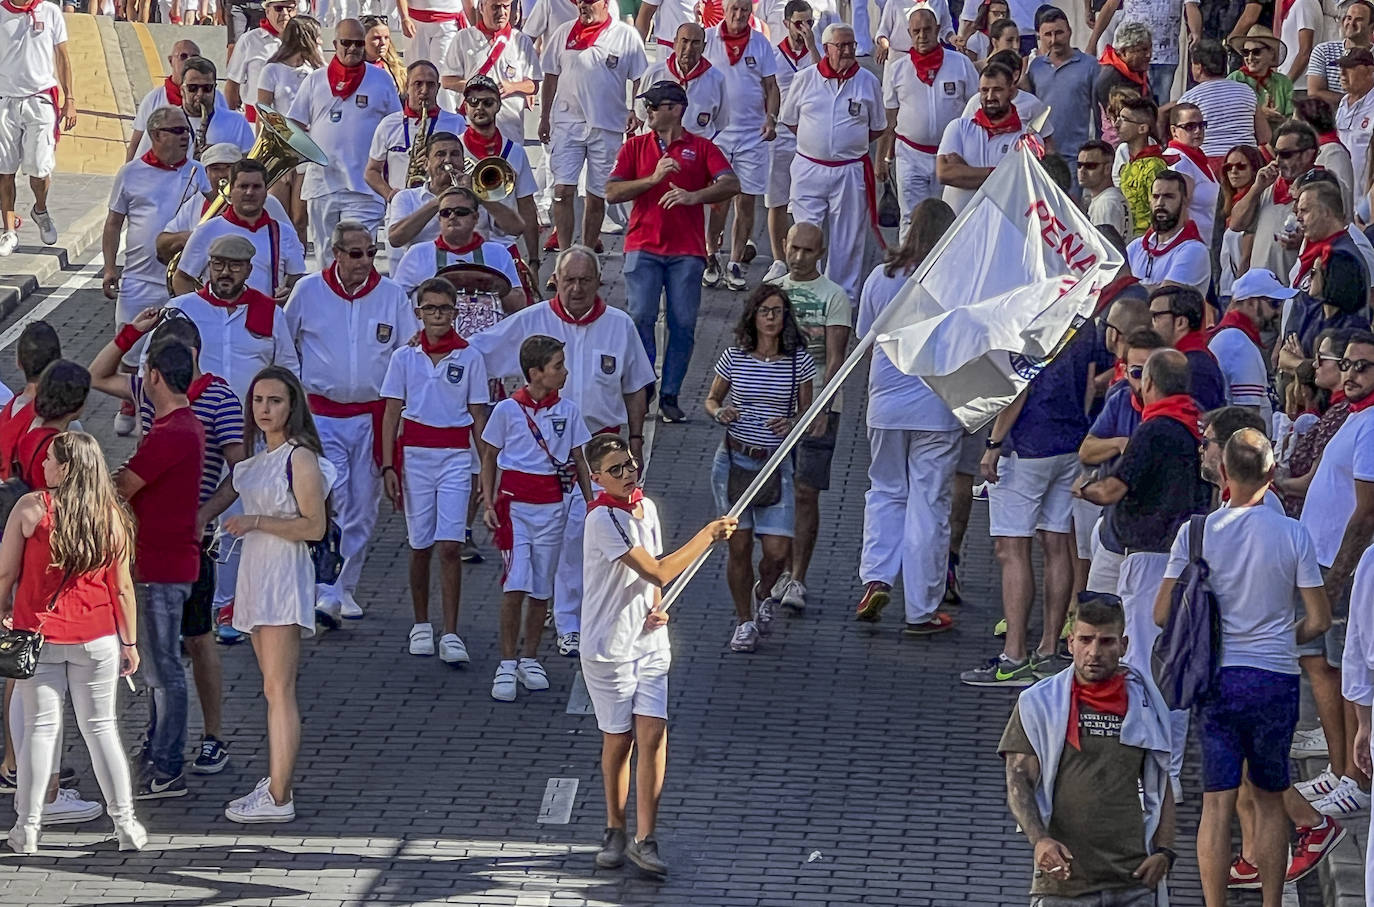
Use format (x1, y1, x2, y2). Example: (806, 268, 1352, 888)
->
(115, 323, 146, 353)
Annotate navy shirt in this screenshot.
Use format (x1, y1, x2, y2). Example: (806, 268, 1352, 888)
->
(1090, 380, 1142, 441)
(1026, 50, 1097, 160)
(1107, 416, 1211, 553)
(1008, 328, 1096, 459)
(1185, 349, 1228, 413)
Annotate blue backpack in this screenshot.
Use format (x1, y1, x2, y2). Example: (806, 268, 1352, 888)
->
(1152, 514, 1221, 710)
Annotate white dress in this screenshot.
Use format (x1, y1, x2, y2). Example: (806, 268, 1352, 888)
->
(231, 441, 337, 637)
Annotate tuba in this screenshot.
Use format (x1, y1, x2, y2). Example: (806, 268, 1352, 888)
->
(165, 104, 328, 293)
(464, 155, 517, 203)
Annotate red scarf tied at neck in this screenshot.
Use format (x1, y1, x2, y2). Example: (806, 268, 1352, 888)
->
(1272, 167, 1326, 205)
(1166, 140, 1214, 178)
(261, 15, 281, 36)
(436, 232, 485, 255)
(1174, 328, 1214, 357)
(778, 37, 808, 65)
(667, 52, 712, 83)
(1067, 672, 1128, 750)
(511, 386, 560, 410)
(1141, 221, 1203, 257)
(588, 487, 643, 514)
(1099, 45, 1150, 96)
(197, 286, 277, 337)
(550, 294, 606, 325)
(908, 45, 945, 86)
(0, 0, 41, 11)
(420, 329, 469, 355)
(1142, 393, 1202, 440)
(1211, 309, 1262, 347)
(404, 103, 439, 120)
(720, 24, 751, 65)
(1331, 388, 1349, 406)
(817, 58, 859, 80)
(187, 373, 217, 403)
(1350, 390, 1374, 413)
(565, 14, 611, 50)
(463, 126, 503, 160)
(140, 150, 186, 171)
(1318, 130, 1346, 151)
(163, 75, 184, 107)
(327, 57, 366, 99)
(973, 105, 1022, 137)
(222, 206, 272, 231)
(1240, 65, 1271, 91)
(322, 261, 381, 301)
(1296, 229, 1343, 285)
(477, 21, 511, 41)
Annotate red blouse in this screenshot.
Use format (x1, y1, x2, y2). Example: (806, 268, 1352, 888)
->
(11, 494, 121, 645)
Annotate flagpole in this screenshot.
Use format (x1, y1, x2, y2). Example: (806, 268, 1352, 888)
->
(659, 329, 879, 613)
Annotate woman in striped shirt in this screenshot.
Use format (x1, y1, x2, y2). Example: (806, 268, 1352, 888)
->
(705, 285, 817, 655)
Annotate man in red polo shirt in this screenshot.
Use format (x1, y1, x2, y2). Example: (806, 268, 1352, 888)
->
(606, 80, 740, 424)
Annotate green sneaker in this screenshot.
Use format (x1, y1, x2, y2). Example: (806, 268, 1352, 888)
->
(993, 618, 1007, 637)
(960, 655, 1037, 688)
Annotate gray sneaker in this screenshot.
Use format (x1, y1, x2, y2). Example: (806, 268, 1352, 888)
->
(959, 655, 1037, 688)
(627, 836, 668, 878)
(595, 827, 627, 868)
(30, 206, 56, 245)
(1030, 649, 1072, 678)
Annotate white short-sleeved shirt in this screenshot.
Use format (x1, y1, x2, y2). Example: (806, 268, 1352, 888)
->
(1208, 325, 1271, 422)
(164, 290, 301, 403)
(110, 156, 210, 287)
(0, 3, 66, 98)
(258, 61, 315, 114)
(1281, 0, 1324, 74)
(288, 65, 402, 200)
(1087, 186, 1131, 239)
(1177, 79, 1258, 157)
(936, 114, 1023, 214)
(1337, 89, 1374, 192)
(1161, 145, 1218, 246)
(179, 209, 307, 297)
(134, 104, 255, 159)
(643, 0, 696, 47)
(885, 52, 979, 150)
(225, 27, 280, 112)
(539, 19, 649, 134)
(772, 39, 818, 109)
(464, 134, 538, 247)
(1125, 228, 1211, 295)
(284, 273, 417, 403)
(1301, 406, 1374, 566)
(381, 343, 490, 429)
(958, 90, 1054, 138)
(780, 65, 886, 161)
(367, 109, 468, 191)
(703, 28, 777, 147)
(482, 394, 592, 473)
(442, 26, 542, 140)
(857, 264, 961, 431)
(392, 238, 521, 298)
(582, 497, 669, 663)
(1165, 504, 1323, 675)
(876, 0, 955, 52)
(637, 59, 730, 137)
(384, 184, 500, 253)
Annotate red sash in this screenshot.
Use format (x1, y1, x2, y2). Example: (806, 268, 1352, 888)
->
(493, 470, 565, 557)
(410, 7, 469, 24)
(897, 135, 939, 154)
(476, 25, 512, 76)
(796, 153, 886, 249)
(307, 395, 387, 467)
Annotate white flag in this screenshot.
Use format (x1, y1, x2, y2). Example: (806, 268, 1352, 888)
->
(872, 145, 1125, 431)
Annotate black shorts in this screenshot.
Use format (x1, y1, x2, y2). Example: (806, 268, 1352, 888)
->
(226, 0, 265, 45)
(795, 412, 840, 491)
(181, 543, 217, 638)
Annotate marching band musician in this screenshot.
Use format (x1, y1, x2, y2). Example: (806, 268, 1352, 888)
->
(440, 0, 541, 141)
(133, 57, 253, 160)
(392, 185, 525, 315)
(365, 60, 467, 203)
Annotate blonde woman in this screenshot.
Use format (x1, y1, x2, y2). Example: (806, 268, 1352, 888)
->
(363, 16, 407, 101)
(0, 433, 145, 854)
(258, 15, 324, 241)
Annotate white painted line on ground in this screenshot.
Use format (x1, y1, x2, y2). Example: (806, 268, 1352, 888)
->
(536, 777, 578, 824)
(565, 670, 594, 716)
(0, 264, 100, 352)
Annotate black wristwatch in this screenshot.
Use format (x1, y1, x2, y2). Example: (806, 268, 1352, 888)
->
(985, 437, 1004, 451)
(1153, 846, 1177, 868)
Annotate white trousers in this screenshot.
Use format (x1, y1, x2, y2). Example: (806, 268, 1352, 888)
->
(554, 488, 590, 635)
(894, 141, 937, 239)
(859, 427, 962, 623)
(1118, 550, 1189, 780)
(788, 156, 868, 301)
(9, 636, 136, 833)
(410, 20, 461, 70)
(316, 413, 381, 601)
(306, 191, 385, 269)
(1085, 517, 1124, 595)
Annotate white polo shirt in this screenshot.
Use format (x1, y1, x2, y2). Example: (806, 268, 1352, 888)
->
(381, 343, 490, 429)
(463, 132, 539, 248)
(644, 0, 696, 47)
(958, 89, 1055, 139)
(391, 237, 521, 297)
(703, 28, 777, 148)
(1125, 224, 1212, 295)
(884, 50, 978, 151)
(1301, 406, 1374, 566)
(133, 103, 255, 158)
(482, 394, 592, 473)
(876, 0, 955, 52)
(179, 208, 308, 297)
(1161, 144, 1219, 246)
(109, 156, 210, 289)
(283, 272, 417, 403)
(1337, 88, 1374, 193)
(771, 40, 818, 108)
(367, 108, 468, 191)
(638, 58, 729, 136)
(385, 183, 501, 253)
(780, 65, 885, 161)
(582, 497, 668, 663)
(164, 289, 301, 403)
(470, 301, 657, 434)
(539, 19, 648, 134)
(442, 25, 542, 140)
(936, 113, 1022, 214)
(224, 26, 280, 114)
(0, 2, 65, 98)
(288, 65, 402, 200)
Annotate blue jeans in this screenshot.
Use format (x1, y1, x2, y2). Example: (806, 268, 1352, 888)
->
(1149, 63, 1176, 101)
(138, 582, 192, 778)
(623, 251, 706, 400)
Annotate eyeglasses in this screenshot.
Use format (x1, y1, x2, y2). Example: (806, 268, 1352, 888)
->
(826, 41, 858, 50)
(601, 457, 641, 478)
(1241, 47, 1268, 58)
(337, 39, 365, 49)
(155, 125, 191, 136)
(1173, 121, 1207, 132)
(335, 247, 378, 259)
(183, 84, 215, 94)
(1276, 147, 1310, 160)
(1318, 353, 1343, 364)
(1339, 358, 1374, 374)
(1149, 309, 1176, 321)
(266, 2, 296, 10)
(1115, 115, 1146, 127)
(418, 303, 457, 315)
(1076, 160, 1104, 170)
(438, 206, 475, 218)
(1127, 365, 1144, 380)
(208, 258, 250, 271)
(466, 97, 499, 108)
(757, 305, 785, 317)
(575, 0, 602, 5)
(1222, 162, 1251, 173)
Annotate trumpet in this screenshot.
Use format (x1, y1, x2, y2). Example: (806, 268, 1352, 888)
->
(465, 155, 517, 203)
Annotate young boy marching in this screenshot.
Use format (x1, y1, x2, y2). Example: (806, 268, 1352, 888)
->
(580, 434, 737, 879)
(380, 277, 491, 664)
(480, 335, 592, 701)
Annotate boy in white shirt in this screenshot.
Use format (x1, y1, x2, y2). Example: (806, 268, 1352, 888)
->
(381, 277, 491, 665)
(480, 334, 592, 701)
(580, 433, 737, 879)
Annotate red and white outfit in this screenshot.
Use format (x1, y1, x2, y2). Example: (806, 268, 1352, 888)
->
(875, 0, 955, 61)
(639, 0, 696, 48)
(638, 53, 729, 138)
(367, 104, 467, 192)
(0, 0, 66, 179)
(407, 0, 471, 72)
(287, 60, 402, 266)
(462, 126, 539, 250)
(883, 43, 978, 235)
(384, 181, 504, 254)
(132, 100, 254, 159)
(1162, 140, 1219, 246)
(391, 232, 523, 298)
(441, 21, 542, 140)
(937, 105, 1027, 215)
(780, 60, 887, 300)
(179, 205, 308, 300)
(1126, 221, 1212, 295)
(284, 266, 416, 607)
(539, 14, 647, 197)
(132, 79, 250, 157)
(381, 332, 490, 549)
(704, 25, 776, 196)
(765, 36, 817, 210)
(225, 21, 281, 124)
(164, 287, 301, 404)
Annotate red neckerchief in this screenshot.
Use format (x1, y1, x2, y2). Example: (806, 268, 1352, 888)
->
(436, 232, 485, 255)
(403, 103, 439, 120)
(1067, 671, 1128, 750)
(1140, 221, 1203, 257)
(1272, 167, 1326, 205)
(1142, 393, 1202, 440)
(1211, 309, 1262, 346)
(511, 386, 560, 410)
(667, 52, 712, 83)
(1166, 139, 1214, 178)
(1129, 391, 1144, 413)
(908, 45, 945, 86)
(0, 0, 40, 11)
(1350, 391, 1374, 412)
(817, 58, 860, 80)
(327, 57, 366, 99)
(1297, 228, 1343, 284)
(187, 373, 216, 403)
(1174, 328, 1213, 356)
(719, 24, 751, 65)
(321, 262, 381, 300)
(420, 328, 469, 355)
(463, 126, 503, 159)
(1331, 388, 1348, 406)
(778, 37, 808, 65)
(197, 286, 277, 336)
(222, 206, 272, 231)
(163, 75, 184, 108)
(261, 16, 280, 36)
(565, 14, 611, 50)
(1095, 274, 1141, 314)
(1240, 65, 1272, 91)
(1099, 45, 1150, 95)
(1129, 142, 1165, 162)
(973, 106, 1022, 137)
(477, 20, 511, 41)
(549, 294, 606, 325)
(140, 150, 186, 171)
(588, 487, 643, 514)
(1319, 130, 1347, 152)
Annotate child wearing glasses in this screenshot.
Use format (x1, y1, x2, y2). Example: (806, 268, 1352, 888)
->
(380, 277, 491, 665)
(480, 334, 592, 701)
(580, 433, 737, 879)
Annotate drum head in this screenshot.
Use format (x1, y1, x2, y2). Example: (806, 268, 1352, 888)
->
(436, 262, 514, 298)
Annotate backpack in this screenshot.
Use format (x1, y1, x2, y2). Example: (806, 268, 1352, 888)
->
(284, 446, 344, 586)
(1151, 514, 1222, 710)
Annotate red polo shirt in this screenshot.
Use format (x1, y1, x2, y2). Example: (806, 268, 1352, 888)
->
(609, 129, 732, 258)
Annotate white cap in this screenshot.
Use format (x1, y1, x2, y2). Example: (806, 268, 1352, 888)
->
(201, 143, 243, 166)
(1230, 268, 1299, 302)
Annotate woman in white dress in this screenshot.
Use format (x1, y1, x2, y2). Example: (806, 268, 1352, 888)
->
(221, 366, 333, 825)
(257, 15, 324, 243)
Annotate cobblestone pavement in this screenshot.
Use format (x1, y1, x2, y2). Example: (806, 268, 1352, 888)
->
(0, 236, 1296, 906)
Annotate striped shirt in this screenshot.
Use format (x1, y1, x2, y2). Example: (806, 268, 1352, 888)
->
(1307, 40, 1358, 94)
(713, 346, 817, 451)
(1177, 79, 1258, 157)
(132, 374, 244, 505)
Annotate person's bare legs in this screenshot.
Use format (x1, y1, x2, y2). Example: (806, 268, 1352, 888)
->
(1036, 530, 1073, 657)
(757, 534, 790, 607)
(706, 202, 728, 260)
(582, 195, 606, 251)
(183, 633, 223, 739)
(1250, 787, 1289, 907)
(994, 536, 1034, 662)
(728, 195, 756, 264)
(521, 598, 548, 659)
(950, 471, 974, 558)
(600, 731, 633, 829)
(499, 590, 524, 659)
(766, 206, 789, 263)
(791, 482, 819, 583)
(1198, 789, 1240, 906)
(409, 546, 433, 623)
(251, 625, 300, 805)
(28, 175, 49, 217)
(552, 184, 576, 251)
(436, 541, 463, 636)
(633, 715, 667, 839)
(1302, 655, 1347, 777)
(726, 531, 755, 623)
(0, 173, 17, 231)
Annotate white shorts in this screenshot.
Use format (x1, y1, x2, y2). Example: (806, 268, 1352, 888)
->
(549, 126, 622, 198)
(716, 135, 768, 196)
(765, 135, 796, 208)
(0, 94, 57, 178)
(580, 648, 671, 734)
(402, 446, 474, 549)
(1071, 495, 1102, 561)
(1086, 516, 1125, 595)
(503, 499, 566, 598)
(987, 451, 1079, 537)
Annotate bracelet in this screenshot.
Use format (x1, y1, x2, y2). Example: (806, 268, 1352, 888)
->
(1153, 846, 1177, 868)
(382, 465, 397, 474)
(121, 641, 136, 648)
(114, 323, 147, 353)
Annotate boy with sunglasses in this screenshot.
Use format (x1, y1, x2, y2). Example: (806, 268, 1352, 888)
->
(580, 433, 737, 878)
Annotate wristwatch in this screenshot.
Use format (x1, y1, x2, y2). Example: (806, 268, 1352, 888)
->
(985, 437, 1004, 451)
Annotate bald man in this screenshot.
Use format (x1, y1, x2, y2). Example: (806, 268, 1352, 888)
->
(127, 39, 202, 161)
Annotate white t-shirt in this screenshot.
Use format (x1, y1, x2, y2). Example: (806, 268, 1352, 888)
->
(539, 19, 649, 134)
(884, 50, 979, 150)
(1125, 228, 1211, 295)
(1165, 504, 1323, 675)
(1301, 406, 1374, 566)
(1087, 186, 1131, 239)
(258, 61, 315, 114)
(703, 27, 778, 147)
(367, 109, 468, 191)
(0, 3, 66, 97)
(1280, 0, 1324, 79)
(1208, 324, 1271, 422)
(780, 65, 886, 161)
(936, 114, 1023, 214)
(225, 27, 281, 113)
(179, 209, 308, 298)
(582, 497, 669, 663)
(857, 264, 960, 431)
(771, 38, 819, 112)
(380, 343, 490, 430)
(109, 156, 210, 288)
(391, 238, 521, 298)
(637, 59, 730, 137)
(1337, 88, 1374, 193)
(641, 0, 695, 47)
(482, 394, 592, 473)
(133, 104, 255, 158)
(442, 26, 542, 141)
(1161, 146, 1218, 246)
(288, 65, 403, 200)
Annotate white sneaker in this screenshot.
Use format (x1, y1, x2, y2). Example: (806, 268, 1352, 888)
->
(408, 623, 435, 656)
(228, 777, 270, 810)
(1297, 766, 1342, 801)
(114, 411, 136, 437)
(770, 570, 792, 599)
(755, 595, 776, 635)
(729, 620, 759, 653)
(0, 231, 16, 256)
(115, 818, 148, 851)
(557, 630, 580, 657)
(30, 207, 56, 245)
(340, 592, 365, 619)
(779, 578, 807, 612)
(492, 662, 517, 701)
(517, 657, 549, 691)
(314, 597, 342, 629)
(1291, 726, 1329, 758)
(224, 783, 295, 824)
(43, 788, 101, 825)
(762, 260, 787, 283)
(1313, 777, 1372, 817)
(6, 825, 37, 854)
(438, 633, 469, 665)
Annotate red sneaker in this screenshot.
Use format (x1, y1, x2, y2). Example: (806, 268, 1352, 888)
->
(1287, 817, 1346, 882)
(855, 581, 890, 623)
(1228, 855, 1260, 889)
(543, 230, 559, 253)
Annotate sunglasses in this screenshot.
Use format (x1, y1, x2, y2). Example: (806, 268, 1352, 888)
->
(1276, 147, 1309, 160)
(1173, 121, 1207, 132)
(337, 39, 365, 49)
(1241, 48, 1268, 58)
(173, 52, 192, 61)
(1339, 358, 1374, 374)
(1222, 162, 1252, 173)
(1127, 365, 1144, 380)
(266, 2, 296, 10)
(645, 101, 681, 111)
(418, 303, 457, 315)
(601, 457, 641, 478)
(156, 125, 191, 136)
(1318, 353, 1343, 364)
(183, 84, 215, 93)
(1076, 160, 1104, 170)
(335, 247, 378, 259)
(466, 97, 499, 108)
(438, 206, 475, 218)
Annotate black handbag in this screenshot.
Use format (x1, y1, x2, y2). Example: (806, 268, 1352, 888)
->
(878, 177, 901, 229)
(285, 446, 345, 586)
(0, 569, 71, 680)
(725, 353, 796, 510)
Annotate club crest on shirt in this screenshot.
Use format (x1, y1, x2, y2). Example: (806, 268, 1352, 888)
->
(552, 417, 567, 436)
(681, 147, 697, 161)
(943, 81, 956, 95)
(355, 94, 369, 108)
(600, 354, 616, 375)
(606, 54, 620, 70)
(745, 56, 756, 67)
(329, 110, 343, 123)
(446, 363, 464, 384)
(848, 99, 862, 117)
(31, 20, 44, 33)
(376, 323, 393, 343)
(697, 112, 711, 127)
(503, 63, 516, 79)
(1365, 117, 1371, 130)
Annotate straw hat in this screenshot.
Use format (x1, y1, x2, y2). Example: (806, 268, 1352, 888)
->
(1228, 25, 1287, 67)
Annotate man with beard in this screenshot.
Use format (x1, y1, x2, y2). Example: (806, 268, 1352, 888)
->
(440, 0, 541, 142)
(1210, 269, 1294, 424)
(1148, 285, 1229, 412)
(133, 58, 253, 159)
(936, 62, 1030, 217)
(1125, 171, 1211, 296)
(126, 39, 202, 161)
(1231, 120, 1319, 280)
(1286, 179, 1373, 356)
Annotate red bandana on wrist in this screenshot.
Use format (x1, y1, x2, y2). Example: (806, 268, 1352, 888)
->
(907, 45, 944, 86)
(667, 52, 712, 83)
(222, 206, 272, 231)
(436, 233, 485, 255)
(588, 487, 643, 514)
(197, 286, 277, 336)
(1211, 309, 1262, 346)
(1142, 393, 1202, 440)
(140, 150, 187, 171)
(973, 106, 1022, 137)
(1140, 221, 1203, 257)
(720, 24, 751, 65)
(327, 57, 366, 99)
(1296, 229, 1343, 285)
(420, 328, 469, 355)
(1067, 672, 1128, 750)
(565, 15, 611, 50)
(512, 386, 560, 410)
(549, 294, 606, 325)
(463, 127, 503, 160)
(1099, 45, 1150, 95)
(817, 58, 859, 80)
(163, 75, 184, 107)
(1166, 140, 1214, 178)
(321, 262, 380, 300)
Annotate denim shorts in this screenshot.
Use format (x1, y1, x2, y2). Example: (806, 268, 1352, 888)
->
(710, 442, 795, 537)
(1197, 666, 1300, 793)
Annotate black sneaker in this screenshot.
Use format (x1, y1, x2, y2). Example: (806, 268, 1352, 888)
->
(595, 827, 627, 868)
(136, 772, 188, 800)
(1030, 650, 1072, 678)
(627, 836, 668, 878)
(660, 397, 686, 423)
(461, 529, 485, 564)
(191, 735, 229, 775)
(943, 552, 962, 604)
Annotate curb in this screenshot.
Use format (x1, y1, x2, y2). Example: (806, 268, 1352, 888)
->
(0, 203, 109, 318)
